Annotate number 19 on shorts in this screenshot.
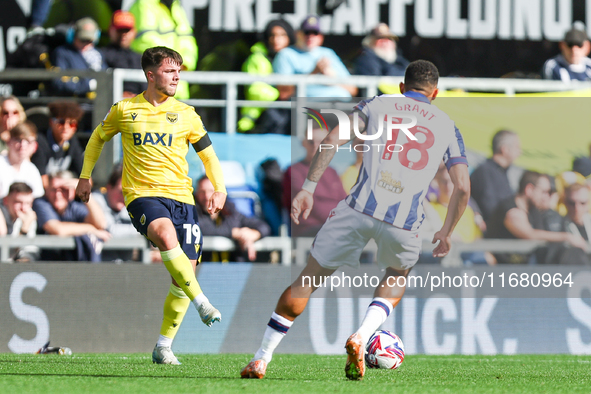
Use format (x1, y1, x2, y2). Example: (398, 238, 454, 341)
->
(183, 223, 202, 244)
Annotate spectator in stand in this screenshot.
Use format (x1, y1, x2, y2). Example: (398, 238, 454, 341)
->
(33, 170, 110, 261)
(0, 121, 44, 199)
(238, 19, 295, 134)
(129, 0, 197, 100)
(470, 129, 522, 225)
(283, 125, 347, 237)
(50, 17, 106, 97)
(0, 96, 27, 154)
(0, 182, 37, 237)
(559, 183, 591, 264)
(195, 176, 271, 262)
(273, 14, 358, 100)
(91, 163, 139, 262)
(31, 101, 85, 188)
(486, 171, 587, 264)
(542, 26, 591, 82)
(0, 183, 39, 261)
(101, 10, 147, 97)
(423, 164, 495, 265)
(43, 0, 113, 45)
(354, 23, 409, 78)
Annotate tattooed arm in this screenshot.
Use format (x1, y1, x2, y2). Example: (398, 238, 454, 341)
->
(292, 112, 366, 224)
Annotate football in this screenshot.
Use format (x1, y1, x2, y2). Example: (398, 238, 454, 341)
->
(365, 330, 405, 370)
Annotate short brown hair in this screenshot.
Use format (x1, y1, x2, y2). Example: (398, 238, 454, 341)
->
(492, 129, 517, 154)
(48, 101, 84, 121)
(10, 120, 37, 140)
(8, 182, 33, 195)
(519, 170, 548, 194)
(141, 46, 183, 74)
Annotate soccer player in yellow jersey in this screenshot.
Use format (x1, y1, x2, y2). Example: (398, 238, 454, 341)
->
(75, 46, 227, 365)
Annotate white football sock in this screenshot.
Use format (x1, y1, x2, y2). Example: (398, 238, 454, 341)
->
(357, 297, 393, 344)
(156, 334, 173, 348)
(191, 292, 209, 310)
(253, 312, 294, 363)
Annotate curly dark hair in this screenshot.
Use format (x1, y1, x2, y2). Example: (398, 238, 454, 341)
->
(48, 101, 84, 121)
(404, 60, 439, 91)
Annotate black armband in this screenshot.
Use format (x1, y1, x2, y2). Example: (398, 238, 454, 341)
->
(192, 134, 212, 152)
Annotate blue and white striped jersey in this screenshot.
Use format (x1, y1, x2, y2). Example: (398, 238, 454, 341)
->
(345, 91, 467, 231)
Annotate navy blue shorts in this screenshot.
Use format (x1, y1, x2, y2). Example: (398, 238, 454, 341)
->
(127, 197, 202, 261)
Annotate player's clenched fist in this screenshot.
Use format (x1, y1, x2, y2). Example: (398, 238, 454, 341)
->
(75, 178, 92, 203)
(291, 189, 314, 225)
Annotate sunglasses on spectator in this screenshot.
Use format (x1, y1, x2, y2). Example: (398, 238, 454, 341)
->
(10, 138, 35, 146)
(2, 110, 19, 116)
(566, 199, 589, 206)
(303, 30, 321, 36)
(51, 186, 71, 194)
(53, 118, 78, 127)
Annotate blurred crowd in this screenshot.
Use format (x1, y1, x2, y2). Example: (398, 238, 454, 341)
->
(2, 1, 591, 265)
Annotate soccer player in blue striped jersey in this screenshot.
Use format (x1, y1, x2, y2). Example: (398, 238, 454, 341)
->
(241, 60, 470, 380)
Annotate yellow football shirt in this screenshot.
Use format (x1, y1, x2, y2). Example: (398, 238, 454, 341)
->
(96, 94, 207, 206)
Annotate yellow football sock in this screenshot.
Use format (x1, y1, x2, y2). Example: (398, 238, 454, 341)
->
(160, 284, 191, 339)
(160, 244, 203, 300)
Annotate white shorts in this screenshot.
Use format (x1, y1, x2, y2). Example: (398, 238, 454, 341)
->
(310, 200, 422, 270)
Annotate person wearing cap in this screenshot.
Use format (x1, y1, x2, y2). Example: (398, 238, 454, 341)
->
(542, 27, 591, 82)
(50, 17, 106, 97)
(101, 10, 147, 97)
(354, 23, 409, 78)
(129, 0, 197, 100)
(238, 19, 296, 133)
(273, 14, 357, 99)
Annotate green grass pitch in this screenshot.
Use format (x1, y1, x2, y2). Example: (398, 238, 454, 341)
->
(1, 353, 590, 393)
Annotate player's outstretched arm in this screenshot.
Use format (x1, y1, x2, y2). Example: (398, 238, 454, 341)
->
(76, 130, 106, 203)
(292, 113, 364, 225)
(195, 144, 227, 214)
(307, 113, 362, 184)
(432, 163, 470, 257)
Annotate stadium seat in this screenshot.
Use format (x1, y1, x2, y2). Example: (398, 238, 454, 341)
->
(220, 160, 262, 217)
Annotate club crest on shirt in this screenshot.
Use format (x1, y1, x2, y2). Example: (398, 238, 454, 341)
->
(131, 112, 138, 121)
(378, 171, 404, 194)
(140, 214, 146, 225)
(166, 112, 179, 124)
